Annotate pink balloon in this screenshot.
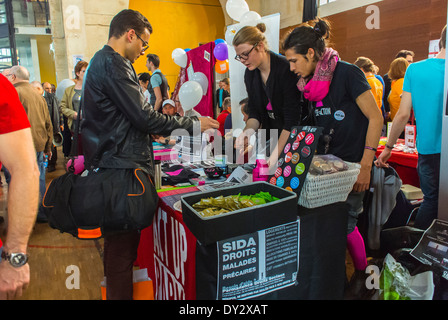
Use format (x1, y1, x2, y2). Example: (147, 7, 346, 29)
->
(66, 155, 85, 175)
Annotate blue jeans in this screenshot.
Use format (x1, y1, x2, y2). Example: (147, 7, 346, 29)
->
(345, 191, 365, 234)
(415, 153, 440, 230)
(36, 151, 47, 218)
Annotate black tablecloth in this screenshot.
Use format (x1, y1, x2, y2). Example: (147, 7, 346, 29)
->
(195, 203, 349, 300)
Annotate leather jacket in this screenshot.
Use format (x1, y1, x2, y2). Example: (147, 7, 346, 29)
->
(81, 45, 198, 172)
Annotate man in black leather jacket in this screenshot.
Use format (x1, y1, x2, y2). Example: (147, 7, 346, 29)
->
(81, 9, 218, 300)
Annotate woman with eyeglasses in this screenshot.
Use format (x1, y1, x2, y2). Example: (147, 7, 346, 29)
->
(233, 23, 302, 165)
(283, 18, 383, 299)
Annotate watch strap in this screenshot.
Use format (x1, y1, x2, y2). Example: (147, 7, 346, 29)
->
(1, 251, 29, 267)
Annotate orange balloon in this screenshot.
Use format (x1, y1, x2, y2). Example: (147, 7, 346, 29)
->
(215, 59, 229, 74)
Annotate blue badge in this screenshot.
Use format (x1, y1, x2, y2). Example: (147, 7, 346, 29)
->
(334, 110, 345, 121)
(276, 176, 285, 188)
(290, 177, 300, 189)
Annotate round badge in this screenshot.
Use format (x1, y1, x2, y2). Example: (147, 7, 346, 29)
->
(301, 146, 311, 158)
(295, 163, 305, 175)
(291, 153, 300, 164)
(305, 133, 315, 145)
(285, 152, 293, 163)
(269, 177, 277, 185)
(285, 186, 293, 192)
(290, 128, 298, 139)
(297, 131, 306, 142)
(275, 167, 283, 178)
(277, 157, 284, 167)
(276, 176, 285, 188)
(290, 177, 300, 189)
(292, 139, 300, 151)
(334, 110, 345, 121)
(283, 166, 292, 178)
(284, 143, 291, 154)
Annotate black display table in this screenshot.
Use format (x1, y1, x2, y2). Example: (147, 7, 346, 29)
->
(195, 203, 349, 300)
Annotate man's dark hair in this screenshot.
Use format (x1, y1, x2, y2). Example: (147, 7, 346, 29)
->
(146, 53, 160, 68)
(138, 72, 151, 82)
(395, 50, 414, 59)
(239, 97, 249, 114)
(108, 9, 152, 40)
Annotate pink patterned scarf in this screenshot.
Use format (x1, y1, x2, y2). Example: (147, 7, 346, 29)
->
(297, 48, 339, 102)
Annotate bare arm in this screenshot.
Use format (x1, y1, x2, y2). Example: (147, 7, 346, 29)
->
(376, 91, 412, 167)
(0, 128, 39, 300)
(235, 118, 260, 156)
(353, 90, 384, 192)
(153, 86, 163, 112)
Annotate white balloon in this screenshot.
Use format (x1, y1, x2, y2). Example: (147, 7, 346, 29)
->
(226, 0, 249, 22)
(55, 79, 75, 101)
(225, 25, 240, 45)
(190, 72, 209, 96)
(239, 11, 261, 26)
(179, 81, 203, 111)
(172, 48, 188, 68)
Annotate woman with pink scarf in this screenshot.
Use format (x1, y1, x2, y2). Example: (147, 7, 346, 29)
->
(283, 18, 383, 299)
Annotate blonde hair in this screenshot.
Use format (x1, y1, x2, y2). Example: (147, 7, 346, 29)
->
(354, 57, 375, 73)
(388, 57, 409, 80)
(233, 23, 269, 51)
(222, 97, 231, 110)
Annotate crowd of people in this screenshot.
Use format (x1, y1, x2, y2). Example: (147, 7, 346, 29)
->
(0, 8, 446, 301)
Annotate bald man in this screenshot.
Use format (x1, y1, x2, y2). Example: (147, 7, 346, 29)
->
(30, 81, 44, 95)
(5, 66, 53, 223)
(42, 82, 52, 94)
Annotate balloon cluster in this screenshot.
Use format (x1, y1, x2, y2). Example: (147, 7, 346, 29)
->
(214, 39, 229, 74)
(224, 0, 261, 44)
(170, 0, 262, 111)
(213, 0, 261, 74)
(171, 48, 208, 111)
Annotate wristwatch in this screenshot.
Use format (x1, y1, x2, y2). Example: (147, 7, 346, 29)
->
(1, 251, 28, 268)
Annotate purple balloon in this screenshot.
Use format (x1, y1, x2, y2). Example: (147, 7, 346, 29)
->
(214, 43, 228, 61)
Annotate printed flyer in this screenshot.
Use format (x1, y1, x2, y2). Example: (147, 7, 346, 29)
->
(216, 220, 300, 300)
(411, 219, 448, 280)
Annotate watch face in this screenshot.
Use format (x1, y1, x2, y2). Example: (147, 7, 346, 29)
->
(10, 253, 28, 267)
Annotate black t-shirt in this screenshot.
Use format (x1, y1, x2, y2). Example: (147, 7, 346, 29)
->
(314, 61, 371, 163)
(244, 51, 301, 138)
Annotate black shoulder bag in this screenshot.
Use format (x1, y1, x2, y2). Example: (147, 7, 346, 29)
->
(42, 96, 159, 240)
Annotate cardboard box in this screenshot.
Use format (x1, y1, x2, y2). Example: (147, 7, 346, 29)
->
(181, 182, 298, 245)
(401, 184, 423, 200)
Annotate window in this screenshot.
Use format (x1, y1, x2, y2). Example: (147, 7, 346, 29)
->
(319, 0, 338, 5)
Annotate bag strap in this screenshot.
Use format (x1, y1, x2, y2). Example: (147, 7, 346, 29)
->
(69, 74, 102, 171)
(69, 73, 157, 175)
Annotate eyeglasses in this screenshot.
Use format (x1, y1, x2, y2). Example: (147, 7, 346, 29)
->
(235, 42, 259, 62)
(135, 33, 149, 52)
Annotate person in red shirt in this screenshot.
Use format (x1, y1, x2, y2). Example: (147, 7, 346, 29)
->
(216, 97, 231, 136)
(0, 73, 40, 300)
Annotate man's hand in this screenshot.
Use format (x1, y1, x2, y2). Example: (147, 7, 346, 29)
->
(44, 151, 52, 161)
(374, 148, 392, 168)
(235, 129, 256, 156)
(0, 262, 30, 300)
(198, 117, 219, 132)
(353, 164, 371, 193)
